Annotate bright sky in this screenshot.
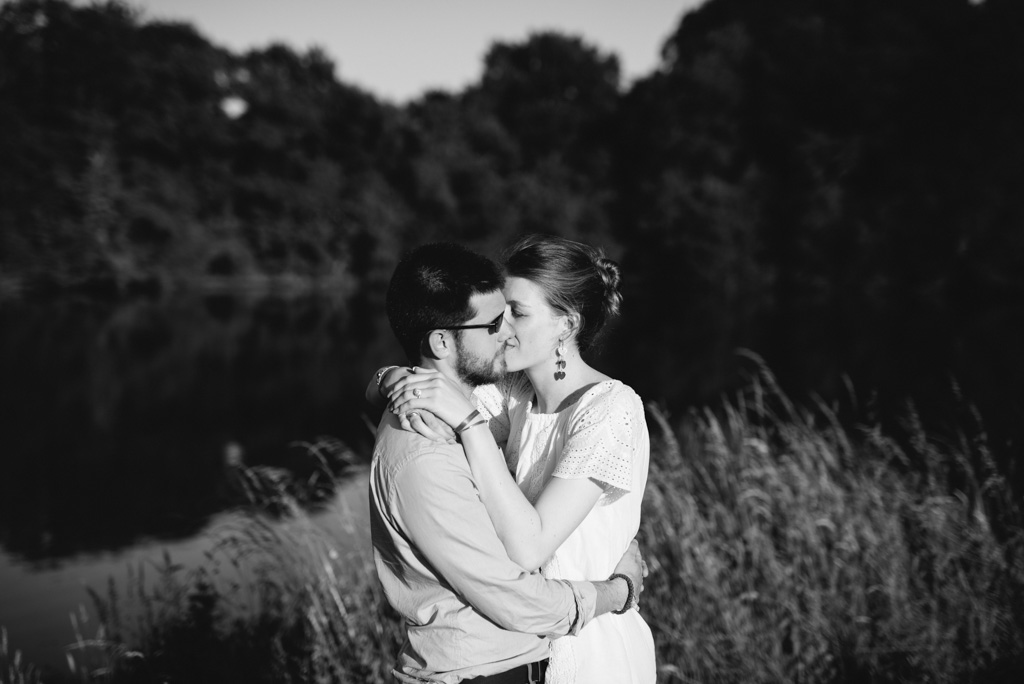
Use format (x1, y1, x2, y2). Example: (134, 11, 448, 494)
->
(119, 1, 705, 103)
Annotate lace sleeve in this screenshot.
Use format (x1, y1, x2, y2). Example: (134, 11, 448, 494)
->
(553, 383, 643, 496)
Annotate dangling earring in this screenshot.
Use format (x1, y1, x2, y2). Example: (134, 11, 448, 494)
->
(554, 340, 567, 381)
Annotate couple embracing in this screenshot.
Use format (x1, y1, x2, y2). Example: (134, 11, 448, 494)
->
(367, 235, 656, 683)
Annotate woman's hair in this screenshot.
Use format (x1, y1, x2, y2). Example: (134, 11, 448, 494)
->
(503, 234, 622, 353)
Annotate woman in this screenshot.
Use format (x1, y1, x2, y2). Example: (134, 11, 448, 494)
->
(378, 235, 655, 684)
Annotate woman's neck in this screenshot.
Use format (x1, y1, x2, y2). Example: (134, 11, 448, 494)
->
(524, 351, 603, 414)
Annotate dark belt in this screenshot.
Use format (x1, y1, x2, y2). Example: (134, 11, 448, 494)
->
(463, 658, 548, 684)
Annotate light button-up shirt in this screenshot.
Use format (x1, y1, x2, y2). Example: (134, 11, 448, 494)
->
(369, 413, 596, 683)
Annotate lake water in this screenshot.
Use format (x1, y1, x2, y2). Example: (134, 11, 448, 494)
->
(0, 290, 394, 675)
(0, 471, 373, 676)
(1, 288, 1021, 675)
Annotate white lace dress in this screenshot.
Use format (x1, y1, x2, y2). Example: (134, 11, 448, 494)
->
(474, 375, 656, 684)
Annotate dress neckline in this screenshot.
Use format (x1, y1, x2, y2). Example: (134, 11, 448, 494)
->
(528, 379, 619, 417)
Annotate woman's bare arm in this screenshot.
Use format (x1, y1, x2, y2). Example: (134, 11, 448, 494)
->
(390, 373, 604, 569)
(459, 422, 603, 569)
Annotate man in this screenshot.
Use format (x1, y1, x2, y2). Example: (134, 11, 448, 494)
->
(370, 242, 643, 683)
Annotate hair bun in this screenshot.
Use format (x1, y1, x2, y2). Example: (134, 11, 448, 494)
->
(504, 234, 623, 353)
(594, 256, 623, 319)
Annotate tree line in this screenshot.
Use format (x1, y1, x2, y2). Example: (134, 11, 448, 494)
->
(2, 0, 1022, 328)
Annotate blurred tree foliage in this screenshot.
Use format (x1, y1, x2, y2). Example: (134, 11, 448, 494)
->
(607, 0, 1024, 400)
(1, 0, 1022, 320)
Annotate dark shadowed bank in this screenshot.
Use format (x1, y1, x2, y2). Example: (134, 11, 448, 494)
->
(3, 367, 1022, 684)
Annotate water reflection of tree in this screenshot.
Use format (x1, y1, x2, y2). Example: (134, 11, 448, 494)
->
(0, 293, 402, 559)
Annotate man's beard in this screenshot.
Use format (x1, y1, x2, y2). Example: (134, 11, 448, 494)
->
(453, 334, 507, 387)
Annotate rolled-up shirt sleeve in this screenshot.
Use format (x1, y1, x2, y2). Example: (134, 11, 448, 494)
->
(392, 448, 595, 636)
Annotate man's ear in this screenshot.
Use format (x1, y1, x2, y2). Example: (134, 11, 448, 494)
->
(423, 330, 453, 360)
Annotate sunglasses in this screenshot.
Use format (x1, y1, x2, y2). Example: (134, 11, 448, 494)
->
(423, 311, 506, 335)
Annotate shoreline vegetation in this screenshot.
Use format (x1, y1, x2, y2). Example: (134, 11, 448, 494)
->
(3, 368, 1022, 684)
(0, 271, 361, 305)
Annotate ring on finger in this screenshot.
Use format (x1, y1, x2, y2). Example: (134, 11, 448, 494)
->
(413, 388, 422, 398)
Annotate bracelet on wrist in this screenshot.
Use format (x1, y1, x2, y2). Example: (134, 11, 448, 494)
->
(457, 418, 488, 436)
(376, 365, 400, 398)
(454, 409, 482, 435)
(608, 573, 635, 615)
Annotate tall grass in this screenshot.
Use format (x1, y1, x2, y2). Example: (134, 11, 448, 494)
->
(54, 466, 406, 684)
(2, 627, 41, 684)
(642, 368, 1024, 682)
(4, 372, 1023, 683)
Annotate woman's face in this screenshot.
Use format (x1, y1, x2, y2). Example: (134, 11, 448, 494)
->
(502, 276, 569, 373)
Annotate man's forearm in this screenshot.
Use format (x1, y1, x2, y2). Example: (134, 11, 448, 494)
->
(592, 576, 630, 617)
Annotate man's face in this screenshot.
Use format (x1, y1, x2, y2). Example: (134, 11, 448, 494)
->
(452, 290, 516, 387)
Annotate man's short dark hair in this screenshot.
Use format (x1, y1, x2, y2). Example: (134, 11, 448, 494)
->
(386, 242, 504, 363)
